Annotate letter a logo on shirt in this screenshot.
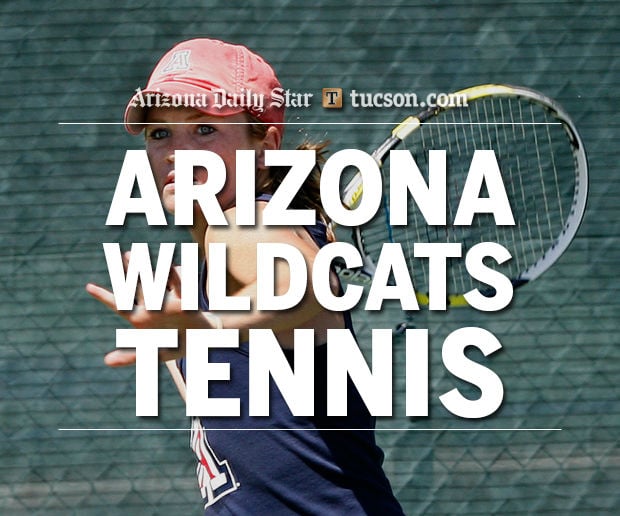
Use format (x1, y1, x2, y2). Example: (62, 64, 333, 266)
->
(161, 50, 191, 73)
(190, 418, 239, 508)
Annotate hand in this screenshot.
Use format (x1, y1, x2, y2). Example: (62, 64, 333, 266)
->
(86, 251, 200, 367)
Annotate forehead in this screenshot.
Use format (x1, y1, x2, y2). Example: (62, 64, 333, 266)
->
(144, 106, 249, 124)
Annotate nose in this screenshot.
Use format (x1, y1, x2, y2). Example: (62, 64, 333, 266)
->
(166, 151, 175, 164)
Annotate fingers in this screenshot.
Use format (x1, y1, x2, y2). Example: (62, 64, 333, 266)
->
(104, 348, 183, 367)
(87, 282, 138, 368)
(168, 265, 183, 294)
(123, 251, 144, 305)
(165, 360, 187, 401)
(104, 349, 137, 367)
(89, 251, 182, 310)
(162, 265, 183, 309)
(85, 282, 118, 312)
(88, 252, 187, 369)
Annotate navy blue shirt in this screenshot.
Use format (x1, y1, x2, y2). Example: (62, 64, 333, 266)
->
(179, 206, 404, 515)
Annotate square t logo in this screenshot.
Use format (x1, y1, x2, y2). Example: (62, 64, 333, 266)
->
(322, 88, 343, 108)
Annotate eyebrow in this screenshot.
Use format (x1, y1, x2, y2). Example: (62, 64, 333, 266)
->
(146, 112, 219, 124)
(187, 112, 212, 121)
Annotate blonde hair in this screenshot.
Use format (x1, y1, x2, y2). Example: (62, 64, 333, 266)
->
(249, 119, 331, 226)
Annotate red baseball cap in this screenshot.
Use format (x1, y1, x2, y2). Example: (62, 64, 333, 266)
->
(124, 38, 284, 136)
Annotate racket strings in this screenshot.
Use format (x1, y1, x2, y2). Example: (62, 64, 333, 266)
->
(483, 100, 504, 254)
(358, 94, 577, 298)
(496, 98, 522, 274)
(530, 104, 556, 244)
(545, 119, 565, 232)
(505, 101, 536, 269)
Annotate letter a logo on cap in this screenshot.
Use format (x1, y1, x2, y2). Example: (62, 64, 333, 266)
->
(162, 50, 191, 73)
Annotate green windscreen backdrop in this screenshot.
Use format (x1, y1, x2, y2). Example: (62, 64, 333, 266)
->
(1, 1, 618, 514)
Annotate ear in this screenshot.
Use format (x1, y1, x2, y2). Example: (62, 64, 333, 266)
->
(256, 126, 281, 170)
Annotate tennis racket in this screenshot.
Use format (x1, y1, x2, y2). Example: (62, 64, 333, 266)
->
(337, 84, 588, 307)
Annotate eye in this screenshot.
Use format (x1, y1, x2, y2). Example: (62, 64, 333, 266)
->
(197, 125, 215, 136)
(147, 127, 170, 140)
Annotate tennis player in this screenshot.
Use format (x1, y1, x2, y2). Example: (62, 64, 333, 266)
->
(87, 37, 404, 515)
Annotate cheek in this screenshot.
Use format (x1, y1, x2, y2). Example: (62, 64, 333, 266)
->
(146, 149, 168, 188)
(193, 167, 208, 184)
(223, 153, 240, 184)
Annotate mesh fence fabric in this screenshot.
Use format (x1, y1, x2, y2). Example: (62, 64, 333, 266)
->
(1, 0, 618, 514)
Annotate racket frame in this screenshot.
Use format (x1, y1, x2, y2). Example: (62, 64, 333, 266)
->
(339, 84, 588, 303)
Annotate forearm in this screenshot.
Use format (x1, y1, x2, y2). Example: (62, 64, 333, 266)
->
(207, 286, 326, 341)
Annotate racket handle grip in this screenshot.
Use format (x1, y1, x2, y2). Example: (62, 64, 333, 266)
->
(342, 173, 364, 209)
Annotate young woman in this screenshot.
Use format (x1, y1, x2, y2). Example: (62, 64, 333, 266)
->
(87, 38, 404, 515)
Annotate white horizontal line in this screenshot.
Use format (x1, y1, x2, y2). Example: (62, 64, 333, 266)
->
(58, 427, 562, 432)
(57, 122, 562, 126)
